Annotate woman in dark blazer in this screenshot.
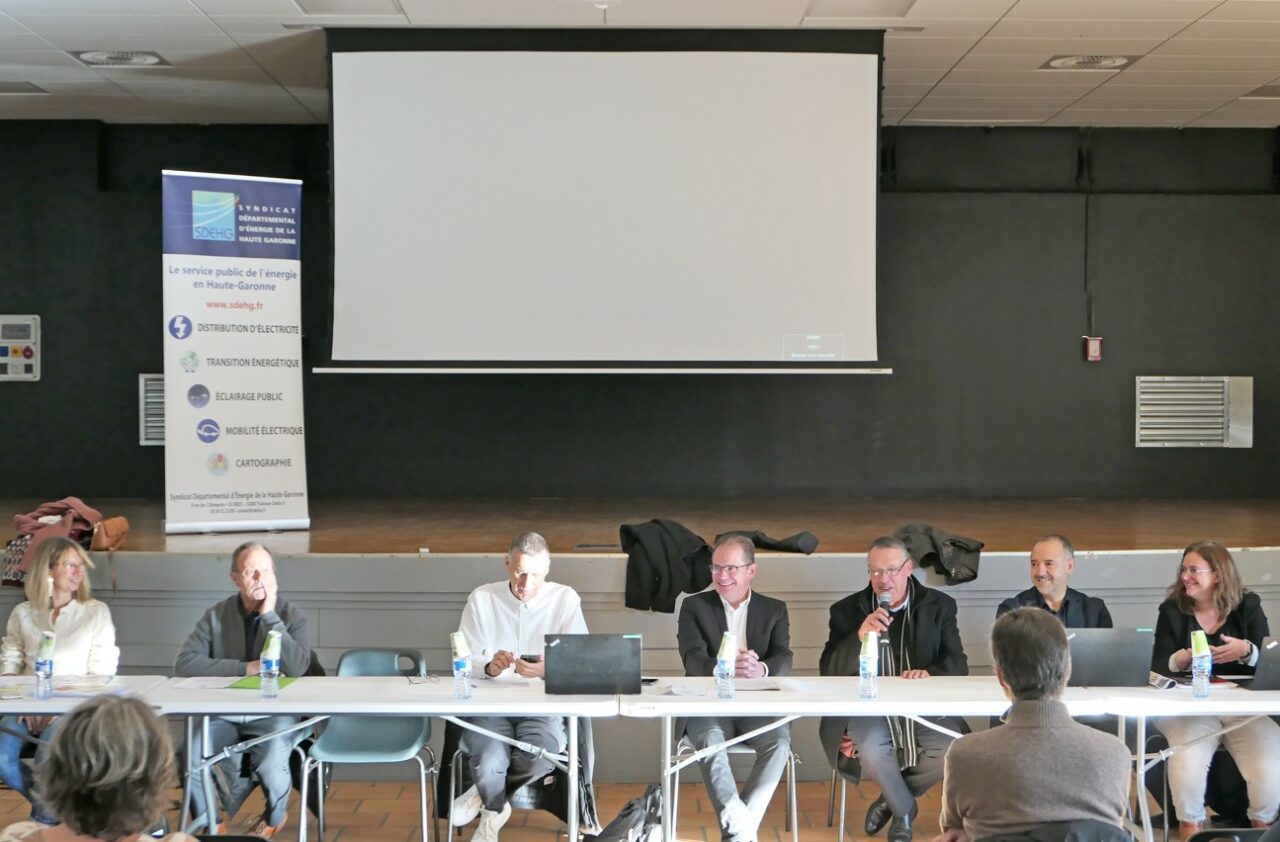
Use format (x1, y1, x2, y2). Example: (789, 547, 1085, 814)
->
(1152, 540, 1280, 837)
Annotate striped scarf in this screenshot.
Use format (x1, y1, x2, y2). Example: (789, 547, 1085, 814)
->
(876, 586, 919, 769)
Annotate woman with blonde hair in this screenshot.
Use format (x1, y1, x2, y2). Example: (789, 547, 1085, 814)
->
(0, 537, 119, 824)
(0, 694, 195, 841)
(1152, 540, 1280, 836)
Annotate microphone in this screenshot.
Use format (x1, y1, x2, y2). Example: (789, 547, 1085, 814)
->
(877, 592, 893, 632)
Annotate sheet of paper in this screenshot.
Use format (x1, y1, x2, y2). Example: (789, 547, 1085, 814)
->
(736, 678, 782, 691)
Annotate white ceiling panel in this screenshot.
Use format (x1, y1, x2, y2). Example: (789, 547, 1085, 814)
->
(954, 53, 1123, 70)
(1204, 0, 1280, 21)
(11, 14, 225, 35)
(884, 68, 949, 84)
(36, 79, 134, 96)
(905, 0, 1017, 19)
(921, 94, 1081, 108)
(1085, 82, 1258, 99)
(1133, 54, 1280, 71)
(1154, 38, 1280, 57)
(1, 0, 197, 12)
(210, 16, 307, 35)
(1072, 95, 1226, 109)
(1190, 116, 1280, 126)
(883, 83, 937, 97)
(886, 17, 995, 37)
(933, 81, 1107, 97)
(1118, 69, 1280, 84)
(399, 0, 608, 25)
(884, 35, 980, 54)
(0, 64, 99, 81)
(298, 0, 401, 12)
(193, 0, 304, 14)
(883, 52, 965, 70)
(1006, 0, 1217, 20)
(0, 50, 83, 68)
(989, 18, 1191, 39)
(1056, 106, 1212, 119)
(0, 32, 49, 50)
(1178, 19, 1280, 39)
(162, 49, 261, 69)
(883, 95, 923, 108)
(971, 37, 1169, 55)
(943, 68, 1121, 84)
(608, 0, 809, 25)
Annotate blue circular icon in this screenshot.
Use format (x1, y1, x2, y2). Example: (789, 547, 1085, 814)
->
(195, 418, 220, 443)
(187, 384, 210, 408)
(168, 314, 193, 340)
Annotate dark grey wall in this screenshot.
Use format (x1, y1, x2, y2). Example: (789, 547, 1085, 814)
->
(0, 122, 1274, 499)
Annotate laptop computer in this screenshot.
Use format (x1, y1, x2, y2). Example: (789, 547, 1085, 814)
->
(1241, 637, 1280, 691)
(1066, 627, 1154, 687)
(544, 633, 642, 695)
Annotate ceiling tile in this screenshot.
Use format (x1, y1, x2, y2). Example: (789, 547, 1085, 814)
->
(1072, 95, 1227, 109)
(883, 83, 936, 96)
(1155, 38, 1280, 57)
(883, 94, 923, 108)
(1118, 68, 1280, 84)
(883, 68, 948, 84)
(0, 49, 82, 68)
(885, 52, 965, 70)
(162, 48, 260, 68)
(933, 81, 1106, 97)
(0, 32, 48, 49)
(884, 35, 979, 54)
(297, 0, 400, 11)
(1132, 54, 1280, 71)
(972, 37, 1168, 56)
(1085, 82, 1258, 99)
(0, 64, 99, 80)
(920, 94, 1081, 108)
(890, 34, 977, 54)
(943, 68, 1121, 84)
(11, 14, 225, 35)
(989, 18, 1191, 39)
(193, 0, 303, 13)
(805, 0, 915, 15)
(209, 16, 302, 35)
(0, 0, 199, 12)
(905, 0, 1017, 19)
(1179, 19, 1280, 38)
(1057, 106, 1212, 119)
(886, 17, 994, 37)
(399, 0, 599, 25)
(1204, 0, 1280, 21)
(1006, 0, 1217, 19)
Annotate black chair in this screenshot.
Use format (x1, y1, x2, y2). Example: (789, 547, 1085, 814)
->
(1185, 831, 1266, 842)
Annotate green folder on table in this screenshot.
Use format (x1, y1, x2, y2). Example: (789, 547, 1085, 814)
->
(228, 676, 298, 691)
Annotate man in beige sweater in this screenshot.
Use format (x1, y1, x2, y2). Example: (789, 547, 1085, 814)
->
(936, 608, 1131, 842)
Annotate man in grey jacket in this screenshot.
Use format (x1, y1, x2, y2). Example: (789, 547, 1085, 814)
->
(175, 541, 312, 839)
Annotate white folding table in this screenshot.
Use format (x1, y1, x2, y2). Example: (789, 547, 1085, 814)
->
(1104, 684, 1280, 842)
(144, 675, 619, 840)
(620, 675, 1111, 842)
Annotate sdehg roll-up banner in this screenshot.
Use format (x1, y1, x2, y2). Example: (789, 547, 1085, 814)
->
(161, 170, 310, 535)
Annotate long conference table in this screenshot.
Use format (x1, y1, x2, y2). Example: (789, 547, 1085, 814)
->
(3, 674, 1279, 842)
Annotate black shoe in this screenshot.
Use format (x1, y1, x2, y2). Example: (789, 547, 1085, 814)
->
(887, 805, 918, 842)
(865, 795, 893, 836)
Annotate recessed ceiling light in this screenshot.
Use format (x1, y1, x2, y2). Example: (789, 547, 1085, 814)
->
(71, 50, 170, 68)
(1040, 55, 1137, 71)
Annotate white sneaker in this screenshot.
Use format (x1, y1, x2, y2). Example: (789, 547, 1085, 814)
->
(451, 785, 484, 827)
(472, 802, 512, 842)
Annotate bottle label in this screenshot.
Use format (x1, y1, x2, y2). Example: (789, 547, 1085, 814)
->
(261, 658, 279, 674)
(453, 657, 468, 673)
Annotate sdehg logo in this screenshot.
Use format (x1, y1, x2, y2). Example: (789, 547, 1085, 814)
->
(191, 190, 237, 242)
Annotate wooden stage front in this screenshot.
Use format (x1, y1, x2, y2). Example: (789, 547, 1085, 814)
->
(4, 497, 1280, 555)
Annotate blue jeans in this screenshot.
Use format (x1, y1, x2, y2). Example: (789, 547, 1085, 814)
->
(0, 715, 60, 824)
(189, 716, 300, 828)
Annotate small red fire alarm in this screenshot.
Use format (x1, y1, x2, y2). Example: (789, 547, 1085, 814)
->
(1083, 336, 1102, 362)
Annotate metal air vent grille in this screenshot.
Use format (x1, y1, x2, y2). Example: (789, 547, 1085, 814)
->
(138, 374, 164, 446)
(1135, 376, 1252, 448)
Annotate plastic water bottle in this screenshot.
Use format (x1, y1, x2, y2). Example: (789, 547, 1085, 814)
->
(260, 629, 281, 700)
(1190, 629, 1212, 700)
(715, 631, 736, 701)
(34, 631, 55, 700)
(450, 631, 473, 701)
(859, 631, 879, 701)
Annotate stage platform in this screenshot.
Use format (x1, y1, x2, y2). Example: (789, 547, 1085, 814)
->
(4, 497, 1280, 555)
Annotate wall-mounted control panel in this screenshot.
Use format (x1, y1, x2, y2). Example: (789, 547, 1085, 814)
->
(0, 315, 40, 381)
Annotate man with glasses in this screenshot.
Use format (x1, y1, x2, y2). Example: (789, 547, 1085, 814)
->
(818, 536, 968, 842)
(677, 534, 793, 842)
(175, 541, 313, 839)
(996, 534, 1112, 628)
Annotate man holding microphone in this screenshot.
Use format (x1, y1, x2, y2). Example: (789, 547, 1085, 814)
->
(818, 537, 968, 842)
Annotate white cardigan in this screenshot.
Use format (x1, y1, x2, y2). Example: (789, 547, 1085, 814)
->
(0, 599, 120, 676)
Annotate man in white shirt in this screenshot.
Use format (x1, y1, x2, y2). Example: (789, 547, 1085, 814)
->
(451, 532, 588, 842)
(677, 535, 793, 842)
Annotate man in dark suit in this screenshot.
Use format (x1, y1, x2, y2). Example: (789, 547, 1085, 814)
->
(996, 534, 1112, 628)
(819, 536, 968, 842)
(677, 534, 793, 842)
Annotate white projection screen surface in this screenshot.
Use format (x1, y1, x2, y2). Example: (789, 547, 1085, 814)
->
(330, 50, 879, 367)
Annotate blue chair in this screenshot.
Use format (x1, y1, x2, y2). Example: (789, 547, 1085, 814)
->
(297, 649, 436, 842)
